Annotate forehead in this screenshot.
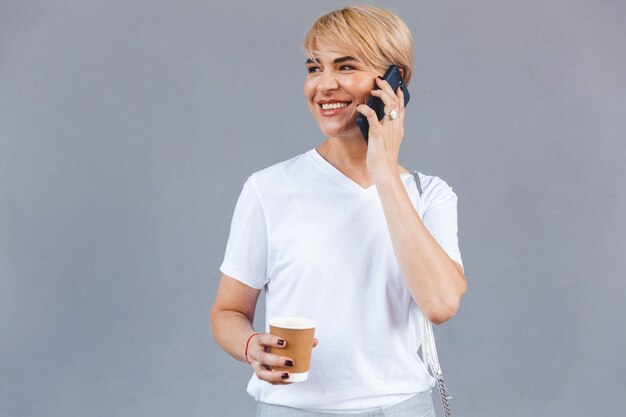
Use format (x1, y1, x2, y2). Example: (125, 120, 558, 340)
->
(307, 39, 360, 60)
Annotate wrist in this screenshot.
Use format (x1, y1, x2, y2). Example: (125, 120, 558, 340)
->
(244, 332, 259, 364)
(373, 170, 401, 187)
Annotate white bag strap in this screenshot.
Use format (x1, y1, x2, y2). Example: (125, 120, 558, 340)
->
(412, 171, 453, 417)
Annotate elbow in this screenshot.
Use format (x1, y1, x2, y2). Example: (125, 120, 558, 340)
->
(423, 291, 464, 325)
(423, 301, 459, 325)
(424, 263, 467, 325)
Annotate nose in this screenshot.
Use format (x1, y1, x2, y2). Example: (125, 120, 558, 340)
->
(317, 70, 339, 92)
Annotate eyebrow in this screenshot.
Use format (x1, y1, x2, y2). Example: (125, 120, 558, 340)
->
(305, 56, 360, 65)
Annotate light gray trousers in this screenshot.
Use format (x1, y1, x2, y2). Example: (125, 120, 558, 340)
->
(256, 390, 436, 417)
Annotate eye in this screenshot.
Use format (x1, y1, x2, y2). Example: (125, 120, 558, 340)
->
(307, 66, 320, 73)
(339, 65, 355, 71)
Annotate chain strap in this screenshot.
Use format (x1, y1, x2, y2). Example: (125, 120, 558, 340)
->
(424, 319, 453, 417)
(437, 374, 452, 417)
(413, 171, 453, 417)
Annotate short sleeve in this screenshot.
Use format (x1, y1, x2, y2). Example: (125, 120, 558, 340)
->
(421, 179, 464, 271)
(219, 176, 269, 289)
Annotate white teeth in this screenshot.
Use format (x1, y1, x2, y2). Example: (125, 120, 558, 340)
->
(321, 102, 349, 110)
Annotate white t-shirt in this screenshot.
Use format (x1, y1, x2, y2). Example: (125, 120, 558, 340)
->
(220, 148, 463, 414)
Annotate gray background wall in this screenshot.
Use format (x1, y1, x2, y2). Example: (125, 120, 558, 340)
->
(1, 1, 625, 416)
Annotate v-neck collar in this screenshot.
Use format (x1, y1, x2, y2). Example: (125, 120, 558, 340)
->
(308, 148, 412, 193)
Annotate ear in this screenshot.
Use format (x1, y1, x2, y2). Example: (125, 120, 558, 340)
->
(398, 67, 405, 79)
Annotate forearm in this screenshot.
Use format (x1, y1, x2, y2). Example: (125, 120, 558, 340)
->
(375, 173, 466, 324)
(210, 309, 257, 363)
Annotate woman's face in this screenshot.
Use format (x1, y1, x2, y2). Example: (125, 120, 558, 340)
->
(303, 44, 381, 139)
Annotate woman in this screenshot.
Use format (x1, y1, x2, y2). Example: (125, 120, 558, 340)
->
(211, 5, 466, 416)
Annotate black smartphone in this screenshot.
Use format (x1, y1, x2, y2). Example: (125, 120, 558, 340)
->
(356, 65, 410, 144)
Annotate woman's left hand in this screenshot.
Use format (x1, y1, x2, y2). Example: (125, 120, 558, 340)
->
(356, 77, 406, 184)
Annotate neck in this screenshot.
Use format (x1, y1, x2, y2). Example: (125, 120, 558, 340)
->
(318, 134, 367, 166)
(316, 134, 408, 175)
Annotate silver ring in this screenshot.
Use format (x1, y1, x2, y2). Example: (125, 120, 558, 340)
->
(385, 109, 398, 120)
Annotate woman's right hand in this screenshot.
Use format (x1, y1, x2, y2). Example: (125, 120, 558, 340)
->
(246, 333, 319, 385)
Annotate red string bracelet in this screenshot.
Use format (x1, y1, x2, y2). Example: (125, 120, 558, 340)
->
(245, 333, 259, 364)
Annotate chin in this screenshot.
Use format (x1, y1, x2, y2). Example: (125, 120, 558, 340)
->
(319, 123, 360, 139)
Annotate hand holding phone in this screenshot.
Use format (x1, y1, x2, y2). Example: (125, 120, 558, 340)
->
(356, 65, 410, 144)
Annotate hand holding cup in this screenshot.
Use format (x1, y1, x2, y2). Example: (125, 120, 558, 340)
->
(246, 328, 318, 386)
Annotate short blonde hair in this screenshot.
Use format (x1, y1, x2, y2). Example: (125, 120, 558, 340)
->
(303, 5, 414, 85)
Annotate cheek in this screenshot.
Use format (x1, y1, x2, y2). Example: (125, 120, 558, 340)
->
(346, 77, 376, 102)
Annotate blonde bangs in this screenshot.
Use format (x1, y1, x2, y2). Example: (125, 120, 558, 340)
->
(302, 6, 413, 85)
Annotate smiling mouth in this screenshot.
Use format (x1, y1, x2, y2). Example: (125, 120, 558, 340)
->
(319, 101, 352, 110)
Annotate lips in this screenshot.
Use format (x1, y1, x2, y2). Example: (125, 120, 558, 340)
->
(320, 102, 349, 110)
(317, 100, 352, 116)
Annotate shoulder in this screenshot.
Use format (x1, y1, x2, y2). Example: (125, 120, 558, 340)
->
(239, 150, 312, 204)
(249, 151, 308, 183)
(415, 172, 459, 207)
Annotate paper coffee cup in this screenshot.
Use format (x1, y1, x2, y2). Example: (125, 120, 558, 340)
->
(269, 317, 316, 382)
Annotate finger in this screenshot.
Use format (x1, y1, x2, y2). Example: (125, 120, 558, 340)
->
(376, 78, 401, 107)
(371, 88, 400, 118)
(257, 351, 295, 369)
(356, 104, 380, 129)
(397, 87, 405, 112)
(257, 333, 286, 349)
(370, 89, 397, 110)
(254, 367, 293, 385)
(312, 338, 319, 348)
(247, 333, 286, 364)
(375, 76, 397, 97)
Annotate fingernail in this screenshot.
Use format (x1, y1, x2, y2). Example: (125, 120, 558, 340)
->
(277, 339, 285, 346)
(284, 360, 294, 367)
(281, 373, 289, 379)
